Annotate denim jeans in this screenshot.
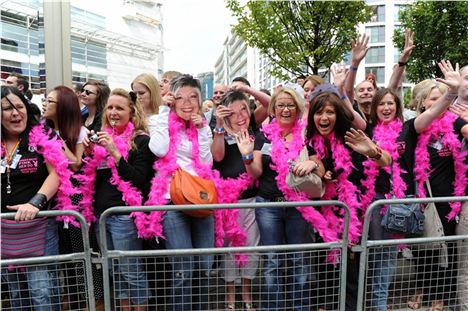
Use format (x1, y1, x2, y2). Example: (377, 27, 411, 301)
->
(2, 218, 61, 310)
(369, 195, 397, 311)
(163, 210, 214, 311)
(94, 214, 149, 305)
(255, 196, 311, 311)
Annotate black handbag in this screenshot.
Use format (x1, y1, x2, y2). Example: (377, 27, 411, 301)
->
(380, 167, 425, 235)
(381, 197, 425, 234)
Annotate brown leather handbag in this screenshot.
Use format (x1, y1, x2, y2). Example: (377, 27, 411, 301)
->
(169, 168, 218, 217)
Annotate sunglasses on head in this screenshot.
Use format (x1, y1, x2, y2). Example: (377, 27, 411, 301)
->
(82, 89, 96, 96)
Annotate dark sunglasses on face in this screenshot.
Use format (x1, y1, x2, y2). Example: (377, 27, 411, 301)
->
(82, 89, 96, 96)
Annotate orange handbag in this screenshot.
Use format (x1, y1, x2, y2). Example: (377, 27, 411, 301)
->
(169, 168, 218, 217)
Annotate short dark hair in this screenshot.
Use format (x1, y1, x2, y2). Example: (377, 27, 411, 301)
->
(220, 90, 249, 107)
(306, 92, 353, 141)
(232, 76, 251, 87)
(9, 72, 29, 93)
(369, 88, 403, 124)
(1, 86, 39, 148)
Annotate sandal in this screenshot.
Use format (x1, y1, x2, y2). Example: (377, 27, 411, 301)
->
(428, 300, 444, 311)
(408, 292, 423, 310)
(244, 302, 256, 311)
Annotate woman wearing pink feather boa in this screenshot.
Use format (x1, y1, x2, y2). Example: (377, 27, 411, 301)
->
(305, 85, 392, 310)
(81, 88, 154, 310)
(406, 61, 467, 311)
(211, 90, 260, 311)
(146, 75, 214, 311)
(238, 87, 329, 310)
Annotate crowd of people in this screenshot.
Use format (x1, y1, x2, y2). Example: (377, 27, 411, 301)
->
(1, 30, 467, 311)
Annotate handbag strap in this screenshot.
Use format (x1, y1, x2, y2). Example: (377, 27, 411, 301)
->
(388, 161, 419, 197)
(425, 179, 433, 198)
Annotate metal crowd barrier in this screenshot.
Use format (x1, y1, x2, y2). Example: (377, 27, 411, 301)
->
(1, 210, 96, 311)
(99, 201, 350, 311)
(357, 196, 468, 311)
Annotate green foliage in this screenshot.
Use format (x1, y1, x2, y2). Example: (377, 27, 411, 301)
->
(394, 1, 468, 83)
(403, 87, 412, 108)
(226, 0, 371, 80)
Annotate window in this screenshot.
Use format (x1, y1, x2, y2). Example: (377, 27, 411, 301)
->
(366, 47, 385, 64)
(366, 26, 385, 43)
(394, 5, 407, 22)
(365, 67, 385, 84)
(370, 5, 385, 22)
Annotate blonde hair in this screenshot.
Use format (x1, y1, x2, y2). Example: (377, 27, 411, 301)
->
(131, 73, 162, 115)
(268, 88, 303, 118)
(412, 80, 448, 114)
(102, 88, 148, 151)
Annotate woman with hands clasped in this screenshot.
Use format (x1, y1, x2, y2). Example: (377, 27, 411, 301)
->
(211, 90, 260, 311)
(81, 88, 153, 311)
(239, 87, 329, 310)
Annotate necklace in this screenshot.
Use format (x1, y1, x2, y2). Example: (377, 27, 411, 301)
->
(2, 140, 21, 194)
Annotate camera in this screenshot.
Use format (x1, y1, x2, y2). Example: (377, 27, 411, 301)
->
(89, 133, 99, 143)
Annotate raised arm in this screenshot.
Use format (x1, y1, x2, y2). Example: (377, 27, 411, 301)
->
(345, 34, 369, 100)
(332, 64, 367, 130)
(414, 60, 460, 133)
(388, 28, 415, 91)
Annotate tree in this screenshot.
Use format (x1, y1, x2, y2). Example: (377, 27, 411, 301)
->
(226, 0, 371, 80)
(394, 1, 468, 83)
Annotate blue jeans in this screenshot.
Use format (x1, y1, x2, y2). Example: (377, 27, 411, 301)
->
(163, 210, 214, 311)
(369, 195, 397, 311)
(2, 219, 61, 310)
(95, 214, 149, 305)
(255, 196, 312, 311)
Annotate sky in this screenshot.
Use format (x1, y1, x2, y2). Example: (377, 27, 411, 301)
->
(162, 0, 236, 76)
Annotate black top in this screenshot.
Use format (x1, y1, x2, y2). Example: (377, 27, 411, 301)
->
(306, 137, 366, 190)
(93, 135, 155, 215)
(365, 120, 418, 196)
(213, 129, 258, 200)
(427, 117, 466, 197)
(254, 131, 283, 199)
(84, 111, 102, 133)
(1, 134, 49, 212)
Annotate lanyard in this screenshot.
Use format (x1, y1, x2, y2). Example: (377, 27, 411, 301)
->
(2, 140, 21, 194)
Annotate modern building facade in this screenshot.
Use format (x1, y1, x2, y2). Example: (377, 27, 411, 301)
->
(214, 0, 413, 92)
(1, 0, 164, 101)
(197, 71, 214, 101)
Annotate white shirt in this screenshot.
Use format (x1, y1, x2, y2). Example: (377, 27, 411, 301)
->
(149, 106, 213, 198)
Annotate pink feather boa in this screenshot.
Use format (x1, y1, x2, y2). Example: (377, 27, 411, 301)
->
(414, 112, 467, 220)
(140, 113, 252, 265)
(28, 124, 79, 227)
(262, 120, 340, 243)
(77, 122, 143, 224)
(310, 133, 362, 245)
(360, 120, 407, 211)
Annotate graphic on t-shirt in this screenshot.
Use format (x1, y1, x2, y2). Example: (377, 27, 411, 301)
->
(428, 138, 451, 157)
(18, 157, 38, 174)
(397, 141, 406, 155)
(261, 143, 272, 156)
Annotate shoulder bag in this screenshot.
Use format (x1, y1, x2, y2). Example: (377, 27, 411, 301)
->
(381, 168, 424, 235)
(1, 217, 47, 259)
(170, 168, 218, 218)
(285, 146, 324, 199)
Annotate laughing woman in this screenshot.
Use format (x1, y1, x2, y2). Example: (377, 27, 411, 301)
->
(1, 86, 62, 310)
(146, 74, 214, 311)
(81, 88, 154, 310)
(239, 87, 330, 311)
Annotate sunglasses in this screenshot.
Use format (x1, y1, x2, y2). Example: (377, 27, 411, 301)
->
(82, 89, 96, 96)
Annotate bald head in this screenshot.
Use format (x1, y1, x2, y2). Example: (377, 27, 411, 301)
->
(213, 84, 228, 106)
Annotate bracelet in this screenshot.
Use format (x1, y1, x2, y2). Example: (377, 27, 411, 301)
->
(398, 61, 407, 67)
(368, 146, 383, 161)
(214, 127, 225, 135)
(444, 91, 458, 99)
(28, 193, 48, 210)
(350, 66, 358, 72)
